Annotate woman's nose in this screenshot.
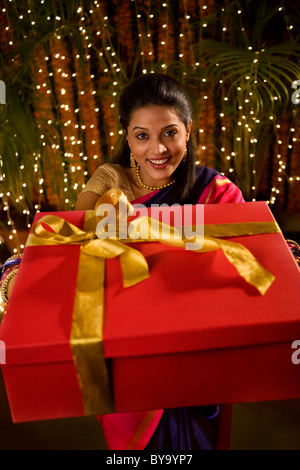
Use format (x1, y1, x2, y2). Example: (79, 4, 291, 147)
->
(151, 138, 167, 155)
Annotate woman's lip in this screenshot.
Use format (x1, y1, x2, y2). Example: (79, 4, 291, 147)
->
(147, 157, 171, 168)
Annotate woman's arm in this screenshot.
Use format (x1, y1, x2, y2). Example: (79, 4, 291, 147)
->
(75, 191, 100, 210)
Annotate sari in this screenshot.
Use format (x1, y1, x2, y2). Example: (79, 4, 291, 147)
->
(82, 163, 244, 450)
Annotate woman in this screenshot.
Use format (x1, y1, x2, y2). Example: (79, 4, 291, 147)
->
(75, 73, 244, 450)
(76, 73, 244, 213)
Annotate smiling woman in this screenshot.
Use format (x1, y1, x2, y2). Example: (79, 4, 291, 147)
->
(73, 73, 244, 451)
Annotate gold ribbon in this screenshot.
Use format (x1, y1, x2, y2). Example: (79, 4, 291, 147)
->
(26, 189, 279, 415)
(26, 211, 150, 416)
(122, 217, 278, 296)
(96, 189, 279, 296)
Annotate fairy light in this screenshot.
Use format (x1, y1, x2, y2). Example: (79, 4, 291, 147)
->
(158, 1, 169, 70)
(0, 190, 22, 254)
(269, 121, 291, 206)
(279, 1, 296, 40)
(194, 2, 215, 163)
(265, 21, 297, 200)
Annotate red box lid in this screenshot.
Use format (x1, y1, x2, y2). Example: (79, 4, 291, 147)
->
(1, 202, 300, 365)
(102, 201, 300, 358)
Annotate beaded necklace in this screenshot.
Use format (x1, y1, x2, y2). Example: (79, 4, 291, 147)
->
(136, 164, 176, 191)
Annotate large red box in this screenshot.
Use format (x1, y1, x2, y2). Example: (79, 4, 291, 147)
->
(0, 201, 300, 423)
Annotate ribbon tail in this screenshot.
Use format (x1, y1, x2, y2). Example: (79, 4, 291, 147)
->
(119, 245, 150, 288)
(211, 237, 275, 295)
(71, 251, 114, 415)
(71, 340, 114, 415)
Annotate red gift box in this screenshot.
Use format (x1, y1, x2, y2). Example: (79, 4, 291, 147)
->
(0, 200, 300, 423)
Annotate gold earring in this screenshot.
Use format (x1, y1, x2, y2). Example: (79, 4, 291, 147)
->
(182, 146, 188, 163)
(130, 153, 136, 168)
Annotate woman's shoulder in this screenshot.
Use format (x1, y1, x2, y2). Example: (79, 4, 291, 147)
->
(195, 165, 244, 204)
(80, 162, 120, 195)
(84, 162, 127, 184)
(193, 165, 220, 194)
(196, 164, 220, 180)
(80, 162, 135, 201)
(92, 162, 123, 177)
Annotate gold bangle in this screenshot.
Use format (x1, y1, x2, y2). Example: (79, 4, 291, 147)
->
(1, 253, 22, 267)
(1, 253, 22, 276)
(0, 266, 19, 305)
(286, 239, 300, 250)
(5, 253, 22, 262)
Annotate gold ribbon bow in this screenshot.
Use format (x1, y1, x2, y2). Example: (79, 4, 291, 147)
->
(26, 188, 279, 416)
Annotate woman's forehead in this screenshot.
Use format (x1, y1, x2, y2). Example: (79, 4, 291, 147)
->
(128, 105, 183, 129)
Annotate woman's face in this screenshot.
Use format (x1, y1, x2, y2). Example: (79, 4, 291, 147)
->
(126, 105, 192, 187)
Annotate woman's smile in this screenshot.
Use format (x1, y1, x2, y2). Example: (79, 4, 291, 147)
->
(147, 156, 171, 169)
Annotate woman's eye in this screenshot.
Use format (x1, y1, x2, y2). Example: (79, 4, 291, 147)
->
(164, 130, 177, 137)
(136, 133, 148, 140)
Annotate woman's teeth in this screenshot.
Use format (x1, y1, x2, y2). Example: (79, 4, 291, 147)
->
(149, 158, 169, 165)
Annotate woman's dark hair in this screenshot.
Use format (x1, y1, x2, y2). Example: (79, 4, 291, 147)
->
(113, 73, 198, 204)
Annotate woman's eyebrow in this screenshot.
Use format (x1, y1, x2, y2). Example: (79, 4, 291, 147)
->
(131, 124, 179, 131)
(132, 126, 148, 131)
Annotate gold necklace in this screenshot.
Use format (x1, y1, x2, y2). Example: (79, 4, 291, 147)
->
(136, 164, 176, 191)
